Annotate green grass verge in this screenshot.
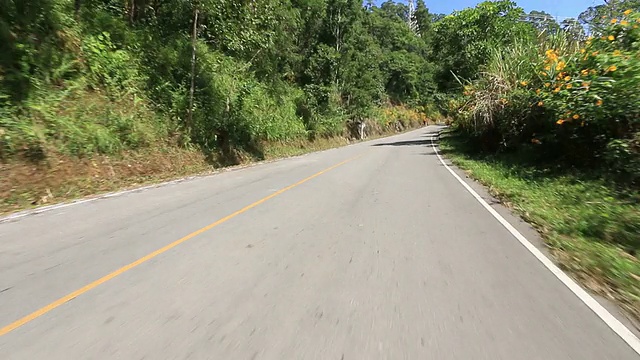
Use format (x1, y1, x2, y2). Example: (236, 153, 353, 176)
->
(439, 131, 640, 320)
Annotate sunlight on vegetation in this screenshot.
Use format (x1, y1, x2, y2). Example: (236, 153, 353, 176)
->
(0, 0, 440, 210)
(0, 0, 440, 165)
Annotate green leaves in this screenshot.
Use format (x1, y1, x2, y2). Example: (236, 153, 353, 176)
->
(1, 0, 444, 160)
(431, 0, 533, 91)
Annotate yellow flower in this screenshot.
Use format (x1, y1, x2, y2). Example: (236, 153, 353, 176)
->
(580, 49, 586, 54)
(544, 65, 551, 71)
(635, 25, 639, 29)
(611, 18, 618, 24)
(608, 35, 615, 41)
(556, 119, 565, 125)
(564, 76, 571, 81)
(580, 69, 589, 76)
(590, 69, 597, 75)
(536, 89, 541, 94)
(544, 82, 551, 87)
(520, 81, 528, 86)
(553, 87, 561, 93)
(613, 50, 622, 56)
(572, 114, 580, 120)
(555, 61, 566, 71)
(537, 101, 544, 107)
(592, 51, 599, 56)
(621, 20, 629, 26)
(540, 71, 548, 76)
(596, 99, 603, 106)
(544, 50, 558, 62)
(624, 9, 632, 16)
(566, 84, 573, 89)
(607, 65, 618, 72)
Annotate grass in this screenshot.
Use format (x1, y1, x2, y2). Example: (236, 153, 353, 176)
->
(439, 130, 640, 321)
(1, 147, 212, 215)
(1, 121, 430, 217)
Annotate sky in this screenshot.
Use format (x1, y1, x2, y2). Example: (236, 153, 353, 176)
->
(375, 0, 606, 19)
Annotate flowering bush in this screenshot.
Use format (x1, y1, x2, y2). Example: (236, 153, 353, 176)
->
(537, 11, 639, 132)
(532, 9, 640, 175)
(456, 9, 640, 181)
(377, 105, 429, 129)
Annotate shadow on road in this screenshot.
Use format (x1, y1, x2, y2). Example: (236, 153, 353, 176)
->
(372, 139, 434, 147)
(372, 129, 441, 147)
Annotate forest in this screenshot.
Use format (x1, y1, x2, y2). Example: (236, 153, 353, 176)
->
(1, 0, 439, 164)
(1, 1, 640, 316)
(2, 0, 638, 174)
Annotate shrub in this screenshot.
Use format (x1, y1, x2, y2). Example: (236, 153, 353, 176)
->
(82, 32, 144, 93)
(456, 9, 640, 182)
(533, 10, 640, 175)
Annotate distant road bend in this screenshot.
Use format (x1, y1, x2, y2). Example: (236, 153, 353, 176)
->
(1, 126, 639, 359)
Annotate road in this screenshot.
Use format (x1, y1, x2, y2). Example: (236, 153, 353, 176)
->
(0, 126, 639, 359)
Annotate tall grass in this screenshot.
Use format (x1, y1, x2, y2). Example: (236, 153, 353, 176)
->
(457, 31, 579, 136)
(455, 13, 640, 177)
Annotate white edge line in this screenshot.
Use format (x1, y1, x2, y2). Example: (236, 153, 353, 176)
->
(430, 132, 640, 355)
(1, 143, 358, 224)
(0, 163, 284, 224)
(0, 128, 412, 224)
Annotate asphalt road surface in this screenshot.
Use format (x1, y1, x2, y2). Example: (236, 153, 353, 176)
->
(1, 126, 639, 359)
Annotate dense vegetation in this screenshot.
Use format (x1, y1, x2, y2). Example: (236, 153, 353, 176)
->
(0, 0, 438, 164)
(452, 1, 640, 184)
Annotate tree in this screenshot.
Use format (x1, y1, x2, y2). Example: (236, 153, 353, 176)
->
(366, 1, 433, 104)
(561, 18, 586, 42)
(414, 0, 433, 41)
(525, 10, 560, 35)
(579, 0, 640, 35)
(431, 0, 533, 90)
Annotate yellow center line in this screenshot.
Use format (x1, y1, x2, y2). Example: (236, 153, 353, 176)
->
(0, 154, 364, 337)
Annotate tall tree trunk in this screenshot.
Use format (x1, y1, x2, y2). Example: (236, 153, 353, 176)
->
(130, 0, 135, 25)
(187, 7, 199, 134)
(332, 8, 342, 89)
(74, 0, 81, 18)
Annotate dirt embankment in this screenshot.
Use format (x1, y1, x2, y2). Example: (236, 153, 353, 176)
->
(2, 119, 433, 217)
